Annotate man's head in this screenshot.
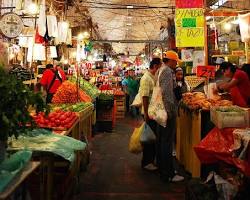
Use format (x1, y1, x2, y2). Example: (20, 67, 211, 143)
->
(46, 64, 53, 69)
(162, 50, 182, 70)
(149, 58, 162, 74)
(220, 62, 236, 78)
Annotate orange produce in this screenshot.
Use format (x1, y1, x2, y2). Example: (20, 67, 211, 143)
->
(52, 81, 92, 104)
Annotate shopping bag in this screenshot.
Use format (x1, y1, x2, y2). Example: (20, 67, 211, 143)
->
(148, 69, 167, 127)
(140, 123, 156, 143)
(131, 93, 142, 107)
(128, 123, 144, 154)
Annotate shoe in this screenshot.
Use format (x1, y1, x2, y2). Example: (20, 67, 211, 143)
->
(171, 174, 184, 182)
(143, 163, 158, 171)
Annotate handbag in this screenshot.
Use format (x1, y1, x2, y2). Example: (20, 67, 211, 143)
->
(148, 69, 168, 127)
(140, 123, 156, 143)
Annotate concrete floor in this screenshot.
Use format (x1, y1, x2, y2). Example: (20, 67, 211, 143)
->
(73, 117, 187, 200)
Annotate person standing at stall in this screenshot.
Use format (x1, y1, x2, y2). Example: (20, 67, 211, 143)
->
(139, 58, 162, 171)
(216, 62, 250, 107)
(158, 51, 184, 182)
(40, 64, 66, 103)
(174, 67, 190, 101)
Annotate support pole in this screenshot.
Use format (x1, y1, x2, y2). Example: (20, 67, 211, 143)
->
(245, 42, 249, 63)
(204, 0, 208, 66)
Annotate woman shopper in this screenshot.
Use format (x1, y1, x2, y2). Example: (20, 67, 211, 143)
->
(139, 58, 162, 170)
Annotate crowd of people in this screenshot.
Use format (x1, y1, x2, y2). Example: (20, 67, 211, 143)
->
(135, 50, 250, 183)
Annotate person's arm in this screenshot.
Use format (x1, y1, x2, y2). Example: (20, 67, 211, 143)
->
(159, 69, 175, 117)
(140, 76, 151, 122)
(218, 79, 239, 91)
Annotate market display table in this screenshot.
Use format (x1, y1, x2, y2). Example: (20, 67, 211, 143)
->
(194, 127, 250, 177)
(0, 161, 40, 200)
(176, 108, 214, 177)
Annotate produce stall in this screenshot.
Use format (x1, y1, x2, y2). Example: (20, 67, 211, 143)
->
(176, 92, 234, 177)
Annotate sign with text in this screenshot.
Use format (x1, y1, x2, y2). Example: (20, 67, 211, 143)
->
(175, 0, 204, 8)
(175, 8, 205, 47)
(197, 65, 216, 78)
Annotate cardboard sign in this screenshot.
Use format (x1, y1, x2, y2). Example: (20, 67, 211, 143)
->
(175, 8, 205, 47)
(197, 65, 216, 78)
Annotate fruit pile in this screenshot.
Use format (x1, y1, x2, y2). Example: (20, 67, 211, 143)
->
(52, 81, 92, 104)
(33, 110, 78, 130)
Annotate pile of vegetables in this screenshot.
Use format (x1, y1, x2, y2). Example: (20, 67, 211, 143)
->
(33, 110, 78, 130)
(52, 81, 92, 104)
(69, 77, 100, 99)
(53, 102, 93, 112)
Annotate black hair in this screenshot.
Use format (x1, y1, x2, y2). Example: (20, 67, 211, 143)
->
(241, 64, 250, 80)
(162, 57, 170, 64)
(149, 58, 161, 69)
(46, 64, 53, 69)
(220, 62, 236, 73)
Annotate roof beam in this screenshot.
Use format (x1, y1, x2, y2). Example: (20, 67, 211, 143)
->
(92, 40, 166, 44)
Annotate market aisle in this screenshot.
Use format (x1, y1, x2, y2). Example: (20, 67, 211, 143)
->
(73, 117, 186, 200)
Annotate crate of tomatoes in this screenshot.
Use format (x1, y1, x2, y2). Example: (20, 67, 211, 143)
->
(32, 110, 78, 130)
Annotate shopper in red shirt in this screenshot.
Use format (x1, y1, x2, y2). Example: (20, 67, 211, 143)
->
(217, 62, 250, 107)
(40, 64, 66, 103)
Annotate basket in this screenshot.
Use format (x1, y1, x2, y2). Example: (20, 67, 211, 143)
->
(210, 106, 249, 129)
(185, 76, 206, 90)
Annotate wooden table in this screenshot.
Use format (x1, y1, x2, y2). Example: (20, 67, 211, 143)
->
(0, 161, 40, 200)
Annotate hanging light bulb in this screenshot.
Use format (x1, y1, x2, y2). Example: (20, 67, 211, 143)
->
(223, 22, 232, 32)
(27, 3, 39, 15)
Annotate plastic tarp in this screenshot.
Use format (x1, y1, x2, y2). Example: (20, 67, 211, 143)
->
(194, 127, 250, 177)
(8, 129, 86, 163)
(0, 150, 32, 192)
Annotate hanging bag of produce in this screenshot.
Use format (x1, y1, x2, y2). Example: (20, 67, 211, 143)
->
(128, 123, 144, 154)
(140, 123, 156, 144)
(148, 69, 168, 127)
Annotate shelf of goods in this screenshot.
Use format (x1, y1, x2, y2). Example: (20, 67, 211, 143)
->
(176, 92, 233, 178)
(10, 104, 94, 200)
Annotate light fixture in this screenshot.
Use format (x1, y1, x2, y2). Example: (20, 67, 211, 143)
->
(127, 5, 134, 9)
(126, 23, 132, 26)
(83, 31, 90, 38)
(231, 17, 239, 25)
(223, 22, 232, 31)
(27, 3, 39, 15)
(78, 33, 84, 40)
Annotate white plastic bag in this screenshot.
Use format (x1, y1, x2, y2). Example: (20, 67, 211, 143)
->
(140, 123, 156, 143)
(131, 93, 142, 107)
(47, 15, 58, 37)
(148, 69, 167, 127)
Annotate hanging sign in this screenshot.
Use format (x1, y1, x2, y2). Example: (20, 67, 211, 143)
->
(176, 0, 204, 8)
(175, 8, 205, 47)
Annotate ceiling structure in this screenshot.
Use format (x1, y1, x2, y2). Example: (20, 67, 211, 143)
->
(74, 0, 176, 55)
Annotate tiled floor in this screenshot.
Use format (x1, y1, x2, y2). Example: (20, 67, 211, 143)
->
(73, 116, 187, 200)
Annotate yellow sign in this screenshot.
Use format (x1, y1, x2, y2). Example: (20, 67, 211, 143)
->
(175, 8, 205, 47)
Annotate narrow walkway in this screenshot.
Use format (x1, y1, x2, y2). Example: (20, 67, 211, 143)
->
(73, 117, 186, 200)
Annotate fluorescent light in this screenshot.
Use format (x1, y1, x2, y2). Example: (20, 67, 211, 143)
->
(127, 5, 133, 9)
(206, 16, 212, 21)
(223, 22, 232, 31)
(126, 23, 132, 26)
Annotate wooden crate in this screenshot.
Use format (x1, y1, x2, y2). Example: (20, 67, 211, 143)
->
(114, 98, 125, 119)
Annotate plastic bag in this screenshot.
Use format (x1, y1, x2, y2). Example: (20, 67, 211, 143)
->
(148, 76, 167, 127)
(140, 123, 156, 143)
(129, 123, 144, 154)
(131, 93, 142, 107)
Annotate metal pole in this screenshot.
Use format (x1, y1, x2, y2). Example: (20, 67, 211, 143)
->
(245, 42, 249, 63)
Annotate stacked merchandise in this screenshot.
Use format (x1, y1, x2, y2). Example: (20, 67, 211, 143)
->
(9, 65, 34, 81)
(96, 93, 114, 132)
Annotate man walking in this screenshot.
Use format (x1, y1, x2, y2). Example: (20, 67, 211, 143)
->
(158, 51, 184, 182)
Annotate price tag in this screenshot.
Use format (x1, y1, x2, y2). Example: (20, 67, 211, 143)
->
(197, 65, 216, 78)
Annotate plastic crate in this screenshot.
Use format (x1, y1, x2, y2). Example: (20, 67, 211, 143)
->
(210, 106, 249, 129)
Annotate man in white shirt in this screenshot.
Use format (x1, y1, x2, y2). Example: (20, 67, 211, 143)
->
(139, 58, 162, 170)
